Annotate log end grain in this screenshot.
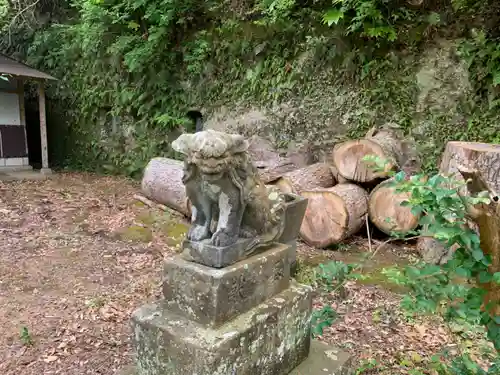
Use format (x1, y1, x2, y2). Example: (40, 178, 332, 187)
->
(368, 178, 420, 235)
(333, 140, 395, 183)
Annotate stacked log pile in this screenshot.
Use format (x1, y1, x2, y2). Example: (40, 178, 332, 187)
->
(139, 127, 424, 249)
(137, 130, 500, 255)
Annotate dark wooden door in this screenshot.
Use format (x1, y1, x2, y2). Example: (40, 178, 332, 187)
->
(0, 125, 27, 158)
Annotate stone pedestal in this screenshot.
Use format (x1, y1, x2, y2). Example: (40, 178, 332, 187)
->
(131, 243, 313, 375)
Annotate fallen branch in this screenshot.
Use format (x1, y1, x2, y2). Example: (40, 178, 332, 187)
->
(133, 193, 169, 212)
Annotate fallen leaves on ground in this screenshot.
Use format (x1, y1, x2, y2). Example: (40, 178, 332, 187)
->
(303, 241, 495, 374)
(0, 172, 172, 375)
(0, 172, 494, 375)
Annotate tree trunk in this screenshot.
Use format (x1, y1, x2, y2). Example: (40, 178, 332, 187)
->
(368, 177, 420, 235)
(332, 128, 406, 183)
(440, 142, 500, 196)
(272, 163, 336, 194)
(299, 184, 369, 248)
(141, 157, 191, 217)
(458, 166, 500, 318)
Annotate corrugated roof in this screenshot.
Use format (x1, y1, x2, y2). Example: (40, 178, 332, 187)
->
(0, 53, 57, 80)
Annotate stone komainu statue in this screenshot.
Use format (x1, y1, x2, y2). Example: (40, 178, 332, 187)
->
(172, 130, 285, 250)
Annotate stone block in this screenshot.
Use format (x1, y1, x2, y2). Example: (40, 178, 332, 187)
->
(162, 243, 291, 327)
(181, 237, 256, 268)
(290, 340, 354, 375)
(132, 282, 312, 375)
(119, 340, 353, 375)
(277, 193, 308, 245)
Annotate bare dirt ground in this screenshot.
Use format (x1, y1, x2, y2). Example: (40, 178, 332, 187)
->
(0, 173, 494, 375)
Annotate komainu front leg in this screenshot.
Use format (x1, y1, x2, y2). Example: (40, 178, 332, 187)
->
(210, 191, 244, 247)
(188, 212, 211, 241)
(187, 195, 212, 242)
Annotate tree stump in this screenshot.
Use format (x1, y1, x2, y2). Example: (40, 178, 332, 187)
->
(299, 184, 369, 248)
(332, 128, 405, 183)
(141, 157, 191, 217)
(440, 141, 500, 195)
(368, 177, 420, 235)
(272, 163, 336, 194)
(458, 166, 500, 318)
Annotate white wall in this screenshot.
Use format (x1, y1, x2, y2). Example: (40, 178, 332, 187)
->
(0, 92, 21, 125)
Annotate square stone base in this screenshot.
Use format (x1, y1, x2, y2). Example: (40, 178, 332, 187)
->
(163, 243, 291, 327)
(120, 340, 353, 375)
(181, 237, 258, 268)
(132, 283, 312, 375)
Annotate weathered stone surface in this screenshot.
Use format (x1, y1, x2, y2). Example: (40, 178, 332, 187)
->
(132, 282, 312, 375)
(163, 243, 291, 327)
(277, 193, 308, 245)
(290, 340, 354, 375)
(181, 237, 256, 268)
(119, 340, 353, 375)
(172, 129, 288, 257)
(285, 240, 297, 275)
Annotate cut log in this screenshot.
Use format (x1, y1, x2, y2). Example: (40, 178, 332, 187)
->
(299, 184, 369, 248)
(368, 177, 420, 235)
(332, 128, 405, 183)
(257, 159, 298, 184)
(272, 163, 335, 194)
(141, 157, 191, 217)
(440, 141, 500, 196)
(329, 164, 349, 184)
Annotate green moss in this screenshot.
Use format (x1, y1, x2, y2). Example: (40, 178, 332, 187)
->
(301, 254, 331, 267)
(118, 225, 154, 243)
(136, 212, 157, 226)
(356, 265, 409, 293)
(161, 221, 189, 249)
(294, 261, 317, 286)
(161, 221, 189, 237)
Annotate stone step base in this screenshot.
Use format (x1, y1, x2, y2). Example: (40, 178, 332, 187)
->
(120, 340, 353, 375)
(131, 283, 312, 375)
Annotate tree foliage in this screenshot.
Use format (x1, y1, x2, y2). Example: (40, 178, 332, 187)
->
(1, 0, 500, 175)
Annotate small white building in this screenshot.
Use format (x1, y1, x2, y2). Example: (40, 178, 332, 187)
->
(0, 53, 56, 173)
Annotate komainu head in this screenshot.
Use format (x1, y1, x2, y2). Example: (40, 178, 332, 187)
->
(172, 130, 249, 174)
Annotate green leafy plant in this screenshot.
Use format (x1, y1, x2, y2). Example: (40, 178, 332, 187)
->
(354, 358, 379, 374)
(458, 30, 500, 108)
(363, 154, 499, 354)
(311, 305, 338, 337)
(322, 0, 420, 42)
(20, 326, 33, 346)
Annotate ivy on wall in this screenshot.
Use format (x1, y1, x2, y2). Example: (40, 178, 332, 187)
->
(0, 0, 499, 176)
